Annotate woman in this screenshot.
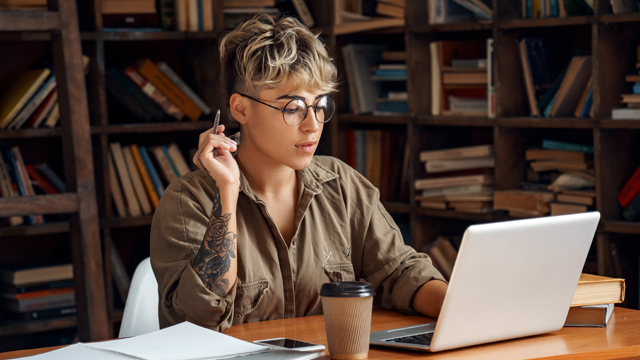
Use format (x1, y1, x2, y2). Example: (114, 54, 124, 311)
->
(150, 15, 447, 332)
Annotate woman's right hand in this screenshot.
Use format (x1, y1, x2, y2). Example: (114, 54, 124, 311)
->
(193, 124, 240, 189)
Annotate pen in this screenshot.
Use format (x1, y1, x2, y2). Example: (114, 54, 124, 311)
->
(212, 109, 220, 134)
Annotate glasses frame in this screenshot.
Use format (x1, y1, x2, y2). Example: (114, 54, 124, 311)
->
(237, 92, 335, 127)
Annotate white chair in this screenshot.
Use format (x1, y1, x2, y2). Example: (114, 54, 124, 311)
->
(118, 257, 160, 338)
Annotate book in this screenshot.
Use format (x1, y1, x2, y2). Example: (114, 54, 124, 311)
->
(102, 13, 161, 28)
(110, 142, 142, 217)
(0, 152, 24, 227)
(342, 44, 386, 114)
(617, 164, 640, 208)
(0, 286, 74, 301)
(420, 184, 494, 197)
(130, 144, 159, 209)
(26, 89, 57, 128)
(156, 61, 211, 116)
(0, 68, 51, 129)
(11, 147, 44, 224)
(428, 0, 475, 24)
(542, 139, 593, 154)
(110, 241, 131, 303)
(26, 164, 58, 195)
(124, 66, 185, 120)
(376, 1, 404, 18)
(487, 38, 495, 118)
(451, 0, 492, 20)
(549, 56, 592, 117)
(564, 303, 614, 327)
(556, 193, 594, 206)
(166, 143, 191, 176)
(2, 291, 75, 312)
(0, 263, 73, 287)
(419, 144, 493, 162)
(493, 190, 555, 216)
(622, 189, 640, 221)
(525, 148, 588, 161)
(139, 146, 165, 198)
(108, 153, 127, 218)
(0, 279, 74, 294)
(122, 145, 152, 215)
(6, 306, 76, 321)
(42, 101, 60, 128)
(102, 0, 157, 14)
(136, 59, 202, 120)
(414, 174, 494, 190)
(425, 156, 495, 173)
(8, 74, 56, 129)
(151, 146, 179, 185)
(530, 160, 590, 172)
(612, 108, 640, 120)
(34, 163, 65, 193)
(574, 75, 592, 118)
(276, 0, 315, 28)
(550, 202, 588, 215)
(106, 68, 166, 122)
(571, 273, 625, 307)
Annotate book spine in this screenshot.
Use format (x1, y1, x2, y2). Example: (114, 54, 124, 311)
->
(7, 306, 77, 321)
(26, 164, 58, 194)
(151, 146, 179, 184)
(487, 38, 496, 118)
(156, 62, 211, 115)
(139, 146, 165, 198)
(106, 68, 164, 122)
(161, 145, 181, 177)
(10, 292, 76, 312)
(124, 66, 185, 120)
(0, 153, 23, 226)
(167, 143, 191, 176)
(10, 76, 57, 130)
(137, 59, 202, 120)
(108, 152, 127, 217)
(42, 102, 60, 128)
(542, 139, 594, 153)
(35, 163, 66, 193)
(11, 147, 43, 224)
(130, 144, 159, 209)
(291, 0, 315, 27)
(122, 146, 152, 215)
(28, 89, 57, 128)
(620, 166, 640, 210)
(110, 142, 142, 217)
(415, 174, 494, 190)
(158, 0, 176, 30)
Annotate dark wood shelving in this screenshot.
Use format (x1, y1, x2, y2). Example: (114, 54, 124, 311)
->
(100, 215, 153, 229)
(0, 316, 77, 337)
(91, 120, 214, 135)
(0, 10, 61, 31)
(0, 194, 78, 217)
(338, 114, 410, 125)
(499, 15, 594, 28)
(599, 119, 640, 129)
(0, 222, 69, 237)
(599, 13, 640, 24)
(409, 21, 493, 33)
(415, 115, 494, 127)
(497, 117, 596, 129)
(0, 128, 61, 139)
(381, 202, 412, 213)
(417, 208, 513, 222)
(603, 221, 640, 235)
(81, 30, 221, 41)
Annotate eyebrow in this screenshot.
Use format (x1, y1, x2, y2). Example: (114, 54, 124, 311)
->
(276, 93, 328, 101)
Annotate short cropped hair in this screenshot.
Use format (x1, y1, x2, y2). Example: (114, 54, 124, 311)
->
(219, 14, 338, 97)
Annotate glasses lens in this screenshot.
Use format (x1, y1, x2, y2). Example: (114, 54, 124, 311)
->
(314, 96, 335, 123)
(284, 99, 307, 126)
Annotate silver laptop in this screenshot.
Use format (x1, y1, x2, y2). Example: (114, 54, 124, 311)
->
(370, 212, 600, 353)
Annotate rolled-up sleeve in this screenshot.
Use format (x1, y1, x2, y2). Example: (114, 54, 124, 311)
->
(150, 172, 236, 331)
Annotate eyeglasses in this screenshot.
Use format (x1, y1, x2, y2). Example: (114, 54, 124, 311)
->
(237, 92, 336, 127)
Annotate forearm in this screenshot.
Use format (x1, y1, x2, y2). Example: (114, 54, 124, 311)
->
(191, 184, 239, 297)
(411, 280, 448, 318)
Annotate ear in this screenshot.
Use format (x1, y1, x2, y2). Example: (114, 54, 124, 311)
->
(230, 93, 249, 125)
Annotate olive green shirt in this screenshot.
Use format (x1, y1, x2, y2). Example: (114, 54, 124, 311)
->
(150, 155, 444, 332)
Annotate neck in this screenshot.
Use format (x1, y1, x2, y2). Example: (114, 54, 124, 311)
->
(236, 141, 297, 197)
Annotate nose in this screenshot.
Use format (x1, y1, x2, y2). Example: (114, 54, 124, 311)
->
(299, 105, 320, 133)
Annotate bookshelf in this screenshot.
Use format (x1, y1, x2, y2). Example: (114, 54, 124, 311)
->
(2, 0, 640, 349)
(0, 0, 108, 349)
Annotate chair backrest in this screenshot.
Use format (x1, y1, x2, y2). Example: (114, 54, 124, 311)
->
(118, 257, 160, 338)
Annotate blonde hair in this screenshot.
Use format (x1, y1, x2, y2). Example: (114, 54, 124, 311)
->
(219, 14, 338, 97)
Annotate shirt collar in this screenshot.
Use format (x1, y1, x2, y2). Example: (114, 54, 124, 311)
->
(230, 132, 339, 200)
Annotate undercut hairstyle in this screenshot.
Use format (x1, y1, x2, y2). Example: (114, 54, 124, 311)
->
(219, 14, 338, 97)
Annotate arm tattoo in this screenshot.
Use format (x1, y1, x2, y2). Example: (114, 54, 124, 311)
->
(192, 176, 237, 297)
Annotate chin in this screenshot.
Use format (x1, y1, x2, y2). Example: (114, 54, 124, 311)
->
(289, 155, 314, 170)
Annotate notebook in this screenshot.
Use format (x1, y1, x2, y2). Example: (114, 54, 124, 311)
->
(370, 212, 601, 352)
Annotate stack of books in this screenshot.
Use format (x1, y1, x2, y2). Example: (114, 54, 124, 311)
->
(0, 263, 76, 322)
(223, 0, 280, 29)
(612, 45, 640, 120)
(493, 190, 555, 217)
(518, 37, 593, 118)
(106, 59, 211, 123)
(565, 273, 625, 327)
(109, 142, 191, 218)
(0, 147, 66, 227)
(102, 0, 162, 31)
(430, 40, 492, 117)
(346, 130, 409, 202)
(415, 144, 495, 212)
(375, 0, 406, 18)
(372, 53, 408, 116)
(521, 0, 593, 18)
(427, 0, 492, 24)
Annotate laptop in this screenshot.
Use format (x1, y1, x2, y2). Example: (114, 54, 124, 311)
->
(370, 211, 600, 353)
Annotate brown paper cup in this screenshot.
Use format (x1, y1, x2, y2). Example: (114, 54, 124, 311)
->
(320, 282, 375, 360)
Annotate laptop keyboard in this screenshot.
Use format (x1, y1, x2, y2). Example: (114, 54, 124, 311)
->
(385, 332, 434, 345)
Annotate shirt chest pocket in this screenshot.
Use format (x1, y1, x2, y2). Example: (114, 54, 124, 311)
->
(233, 279, 269, 320)
(323, 263, 356, 282)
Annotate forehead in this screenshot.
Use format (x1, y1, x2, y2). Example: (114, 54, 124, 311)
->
(259, 78, 325, 100)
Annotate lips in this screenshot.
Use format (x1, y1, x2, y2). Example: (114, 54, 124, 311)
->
(295, 140, 318, 153)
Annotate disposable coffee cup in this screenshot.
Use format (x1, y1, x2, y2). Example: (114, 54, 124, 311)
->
(320, 282, 376, 360)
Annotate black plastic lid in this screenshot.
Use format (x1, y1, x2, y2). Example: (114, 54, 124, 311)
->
(319, 281, 375, 298)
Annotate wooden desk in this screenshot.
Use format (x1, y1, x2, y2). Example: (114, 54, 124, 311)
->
(2, 308, 640, 359)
